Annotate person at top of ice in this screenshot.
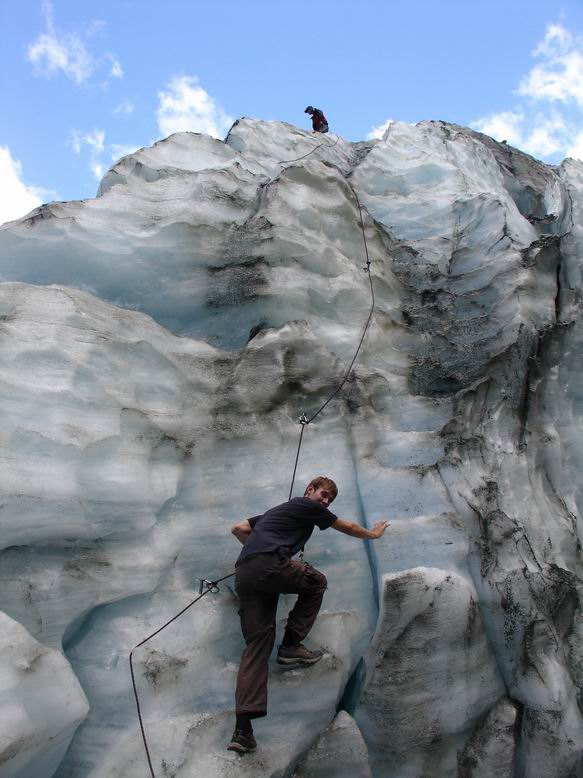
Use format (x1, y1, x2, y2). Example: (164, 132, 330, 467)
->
(227, 475, 389, 755)
(304, 106, 329, 133)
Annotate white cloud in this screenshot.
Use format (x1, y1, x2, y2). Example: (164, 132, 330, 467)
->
(70, 130, 141, 181)
(27, 1, 94, 84)
(70, 128, 108, 180)
(90, 161, 106, 180)
(534, 22, 571, 57)
(567, 130, 583, 160)
(107, 54, 123, 79)
(26, 1, 123, 86)
(367, 118, 394, 140)
(86, 19, 107, 37)
(113, 100, 135, 116)
(473, 110, 572, 159)
(518, 23, 583, 107)
(471, 21, 583, 163)
(70, 130, 81, 155)
(85, 129, 105, 153)
(0, 147, 56, 225)
(157, 75, 233, 139)
(524, 114, 566, 156)
(71, 128, 105, 155)
(473, 111, 524, 146)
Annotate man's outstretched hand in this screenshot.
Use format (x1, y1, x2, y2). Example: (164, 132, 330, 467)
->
(331, 518, 390, 540)
(371, 520, 390, 538)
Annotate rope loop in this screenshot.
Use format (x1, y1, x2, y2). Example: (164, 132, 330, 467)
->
(278, 133, 340, 166)
(298, 412, 309, 426)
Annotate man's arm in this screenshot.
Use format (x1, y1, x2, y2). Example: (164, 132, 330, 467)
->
(331, 518, 389, 540)
(231, 519, 253, 545)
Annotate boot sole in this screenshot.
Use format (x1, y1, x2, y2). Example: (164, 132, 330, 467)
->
(276, 654, 323, 666)
(227, 742, 257, 754)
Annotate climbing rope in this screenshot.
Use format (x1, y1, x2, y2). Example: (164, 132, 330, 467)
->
(129, 572, 235, 778)
(288, 181, 375, 499)
(278, 132, 340, 166)
(129, 130, 375, 778)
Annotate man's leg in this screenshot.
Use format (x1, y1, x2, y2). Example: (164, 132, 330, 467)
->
(274, 559, 327, 654)
(231, 553, 328, 752)
(230, 583, 278, 754)
(235, 588, 279, 718)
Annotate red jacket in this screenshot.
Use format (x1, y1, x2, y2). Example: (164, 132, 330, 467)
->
(311, 108, 328, 132)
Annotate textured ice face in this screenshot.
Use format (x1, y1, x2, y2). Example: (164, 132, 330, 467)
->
(293, 710, 373, 778)
(357, 568, 505, 776)
(0, 611, 88, 778)
(0, 118, 583, 777)
(0, 125, 393, 354)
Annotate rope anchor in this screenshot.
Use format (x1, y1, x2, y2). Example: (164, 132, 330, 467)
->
(198, 579, 221, 594)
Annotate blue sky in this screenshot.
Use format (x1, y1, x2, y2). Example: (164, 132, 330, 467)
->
(1, 0, 583, 224)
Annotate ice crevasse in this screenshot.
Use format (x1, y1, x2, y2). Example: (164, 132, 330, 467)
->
(0, 117, 583, 777)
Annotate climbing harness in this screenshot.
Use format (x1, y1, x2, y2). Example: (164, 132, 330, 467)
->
(129, 131, 375, 778)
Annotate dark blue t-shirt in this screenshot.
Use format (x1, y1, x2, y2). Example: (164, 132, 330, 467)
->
(236, 497, 337, 565)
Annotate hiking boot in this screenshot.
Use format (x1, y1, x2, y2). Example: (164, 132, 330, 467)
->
(227, 729, 257, 754)
(276, 643, 323, 666)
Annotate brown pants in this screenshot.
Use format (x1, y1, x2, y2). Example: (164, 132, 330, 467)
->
(234, 551, 327, 717)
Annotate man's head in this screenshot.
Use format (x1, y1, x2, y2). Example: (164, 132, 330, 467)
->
(304, 106, 314, 115)
(304, 476, 338, 508)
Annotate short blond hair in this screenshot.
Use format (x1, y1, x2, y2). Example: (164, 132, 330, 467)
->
(304, 476, 338, 500)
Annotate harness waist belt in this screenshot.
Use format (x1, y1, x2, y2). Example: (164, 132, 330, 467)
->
(236, 550, 289, 567)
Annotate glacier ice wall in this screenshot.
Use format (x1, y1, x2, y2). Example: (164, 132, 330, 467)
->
(0, 117, 582, 777)
(0, 611, 88, 778)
